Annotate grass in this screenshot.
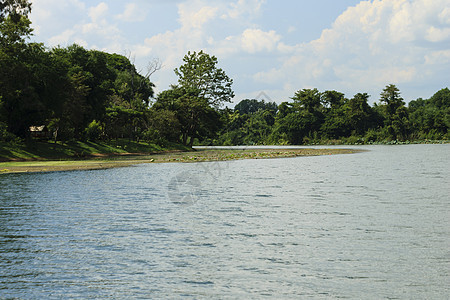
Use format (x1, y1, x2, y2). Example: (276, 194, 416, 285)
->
(0, 139, 190, 161)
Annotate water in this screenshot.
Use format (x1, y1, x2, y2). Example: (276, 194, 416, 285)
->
(0, 144, 449, 299)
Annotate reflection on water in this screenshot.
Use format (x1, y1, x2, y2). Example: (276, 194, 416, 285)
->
(0, 144, 449, 298)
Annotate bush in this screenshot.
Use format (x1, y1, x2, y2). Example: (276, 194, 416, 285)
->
(85, 120, 103, 140)
(364, 129, 381, 143)
(142, 128, 169, 146)
(0, 122, 20, 143)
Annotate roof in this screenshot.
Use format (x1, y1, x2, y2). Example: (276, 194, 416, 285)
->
(29, 125, 47, 132)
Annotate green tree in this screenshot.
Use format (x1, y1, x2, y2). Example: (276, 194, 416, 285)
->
(408, 88, 449, 139)
(290, 88, 324, 142)
(174, 50, 234, 108)
(153, 86, 221, 146)
(0, 0, 31, 20)
(0, 0, 34, 138)
(271, 108, 307, 145)
(234, 99, 277, 114)
(379, 84, 409, 140)
(380, 84, 405, 117)
(320, 90, 348, 138)
(322, 90, 345, 109)
(50, 45, 118, 139)
(218, 104, 277, 145)
(145, 108, 181, 144)
(103, 53, 154, 141)
(344, 93, 376, 136)
(0, 0, 32, 45)
(292, 88, 322, 113)
(107, 53, 154, 110)
(57, 72, 90, 140)
(429, 88, 450, 110)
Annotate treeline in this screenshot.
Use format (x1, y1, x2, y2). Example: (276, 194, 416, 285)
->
(213, 86, 449, 145)
(1, 43, 155, 141)
(1, 1, 449, 146)
(1, 1, 157, 143)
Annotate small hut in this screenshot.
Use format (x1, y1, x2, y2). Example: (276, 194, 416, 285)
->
(29, 125, 51, 139)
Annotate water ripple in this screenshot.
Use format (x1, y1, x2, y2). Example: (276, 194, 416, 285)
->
(0, 145, 449, 298)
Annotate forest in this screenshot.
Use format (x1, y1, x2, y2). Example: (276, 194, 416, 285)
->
(1, 1, 449, 148)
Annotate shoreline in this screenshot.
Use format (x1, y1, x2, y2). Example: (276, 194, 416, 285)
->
(0, 148, 362, 174)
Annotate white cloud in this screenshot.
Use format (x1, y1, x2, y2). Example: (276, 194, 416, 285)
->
(178, 2, 219, 29)
(30, 0, 85, 35)
(225, 0, 266, 19)
(30, 0, 450, 102)
(425, 49, 450, 65)
(426, 26, 450, 42)
(48, 29, 76, 46)
(129, 0, 224, 75)
(254, 0, 450, 101)
(439, 7, 450, 25)
(241, 29, 281, 53)
(116, 3, 147, 22)
(211, 28, 284, 57)
(36, 0, 124, 51)
(88, 2, 108, 23)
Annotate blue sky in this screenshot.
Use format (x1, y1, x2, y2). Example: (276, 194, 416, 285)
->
(29, 0, 450, 105)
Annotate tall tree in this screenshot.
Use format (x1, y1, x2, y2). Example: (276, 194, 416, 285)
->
(153, 86, 221, 146)
(291, 88, 322, 113)
(320, 90, 348, 138)
(290, 88, 324, 141)
(234, 99, 277, 115)
(379, 84, 409, 140)
(322, 90, 345, 109)
(380, 84, 405, 116)
(174, 50, 234, 108)
(0, 0, 31, 20)
(408, 88, 450, 139)
(344, 93, 375, 136)
(0, 0, 32, 49)
(0, 0, 35, 137)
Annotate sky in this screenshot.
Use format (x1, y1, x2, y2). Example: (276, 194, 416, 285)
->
(29, 0, 450, 105)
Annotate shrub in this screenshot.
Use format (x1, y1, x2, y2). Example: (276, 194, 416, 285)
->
(85, 120, 103, 140)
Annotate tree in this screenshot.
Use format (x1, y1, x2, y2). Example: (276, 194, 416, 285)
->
(174, 50, 234, 108)
(234, 99, 277, 115)
(0, 0, 32, 50)
(322, 90, 345, 109)
(408, 88, 449, 139)
(379, 84, 409, 140)
(152, 86, 221, 147)
(429, 87, 450, 109)
(320, 90, 348, 139)
(0, 0, 34, 138)
(343, 93, 376, 136)
(292, 88, 322, 113)
(380, 84, 405, 117)
(107, 53, 155, 109)
(0, 0, 31, 21)
(50, 45, 118, 139)
(290, 88, 324, 141)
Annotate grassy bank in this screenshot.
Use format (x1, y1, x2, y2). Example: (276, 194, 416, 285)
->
(0, 139, 190, 161)
(0, 148, 361, 174)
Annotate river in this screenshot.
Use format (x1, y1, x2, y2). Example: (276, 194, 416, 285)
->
(0, 144, 449, 298)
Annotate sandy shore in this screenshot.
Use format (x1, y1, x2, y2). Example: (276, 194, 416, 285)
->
(0, 148, 361, 174)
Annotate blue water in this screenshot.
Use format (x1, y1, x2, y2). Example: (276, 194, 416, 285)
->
(1, 144, 449, 298)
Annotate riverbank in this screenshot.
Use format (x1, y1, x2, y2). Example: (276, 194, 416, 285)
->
(0, 148, 361, 174)
(0, 140, 190, 161)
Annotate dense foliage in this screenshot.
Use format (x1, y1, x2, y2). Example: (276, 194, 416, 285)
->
(1, 1, 448, 146)
(215, 87, 449, 145)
